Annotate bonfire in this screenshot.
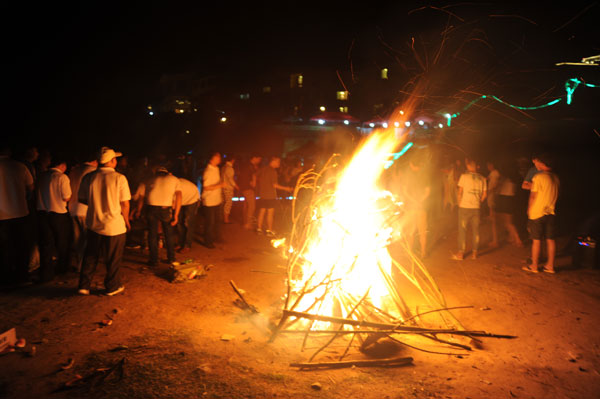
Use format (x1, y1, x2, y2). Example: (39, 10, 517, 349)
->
(265, 117, 514, 369)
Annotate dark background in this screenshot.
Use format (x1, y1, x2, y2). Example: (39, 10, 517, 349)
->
(2, 0, 600, 235)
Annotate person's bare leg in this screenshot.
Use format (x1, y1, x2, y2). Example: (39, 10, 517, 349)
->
(489, 209, 498, 247)
(530, 239, 541, 271)
(257, 208, 266, 231)
(544, 238, 556, 271)
(266, 208, 275, 231)
(505, 214, 523, 247)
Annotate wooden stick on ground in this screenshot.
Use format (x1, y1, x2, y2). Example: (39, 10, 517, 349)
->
(230, 280, 258, 314)
(290, 356, 413, 370)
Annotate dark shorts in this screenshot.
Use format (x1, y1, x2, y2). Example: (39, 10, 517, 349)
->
(528, 215, 556, 240)
(496, 195, 516, 215)
(258, 198, 277, 209)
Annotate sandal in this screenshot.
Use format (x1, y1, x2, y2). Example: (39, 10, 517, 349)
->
(522, 266, 539, 273)
(542, 267, 555, 274)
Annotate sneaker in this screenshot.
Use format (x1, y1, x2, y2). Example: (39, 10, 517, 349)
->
(78, 288, 90, 295)
(256, 228, 263, 235)
(106, 286, 125, 296)
(265, 230, 276, 237)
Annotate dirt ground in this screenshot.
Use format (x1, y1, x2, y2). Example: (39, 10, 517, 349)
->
(1, 204, 599, 399)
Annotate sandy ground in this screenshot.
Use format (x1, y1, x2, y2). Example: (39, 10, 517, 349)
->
(1, 204, 599, 399)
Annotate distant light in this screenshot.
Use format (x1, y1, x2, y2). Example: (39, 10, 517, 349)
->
(404, 121, 411, 127)
(220, 117, 227, 123)
(319, 106, 326, 112)
(343, 120, 349, 125)
(444, 113, 451, 119)
(185, 130, 190, 134)
(318, 119, 325, 125)
(399, 110, 404, 115)
(438, 123, 443, 128)
(148, 111, 154, 116)
(382, 122, 388, 128)
(369, 123, 375, 128)
(394, 122, 400, 127)
(418, 120, 424, 126)
(147, 105, 153, 110)
(175, 109, 185, 114)
(193, 108, 198, 112)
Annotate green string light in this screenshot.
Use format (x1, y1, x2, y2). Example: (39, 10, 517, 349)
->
(444, 77, 599, 126)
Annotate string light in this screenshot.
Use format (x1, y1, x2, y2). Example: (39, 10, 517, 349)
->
(444, 77, 599, 126)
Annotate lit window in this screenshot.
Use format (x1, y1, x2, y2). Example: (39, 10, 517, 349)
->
(381, 68, 388, 79)
(263, 86, 271, 93)
(240, 93, 250, 100)
(337, 91, 348, 100)
(339, 106, 348, 113)
(290, 73, 303, 88)
(319, 106, 326, 112)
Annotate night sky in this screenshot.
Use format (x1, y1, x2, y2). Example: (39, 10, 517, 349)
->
(4, 1, 599, 154)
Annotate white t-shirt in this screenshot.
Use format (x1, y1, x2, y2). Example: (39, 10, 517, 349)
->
(68, 163, 96, 217)
(458, 172, 487, 209)
(36, 168, 71, 214)
(179, 178, 200, 206)
(0, 156, 34, 220)
(79, 167, 131, 236)
(145, 173, 181, 206)
(201, 164, 222, 207)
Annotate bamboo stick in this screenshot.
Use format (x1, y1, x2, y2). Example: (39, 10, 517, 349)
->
(290, 357, 413, 369)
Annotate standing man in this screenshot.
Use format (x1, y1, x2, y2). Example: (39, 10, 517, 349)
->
(0, 146, 34, 286)
(400, 152, 431, 258)
(453, 158, 487, 260)
(68, 154, 97, 271)
(36, 156, 72, 282)
(238, 154, 261, 230)
(78, 147, 131, 296)
(486, 160, 501, 248)
(136, 164, 182, 266)
(176, 176, 200, 254)
(201, 152, 224, 248)
(221, 155, 239, 224)
(522, 154, 560, 274)
(256, 156, 293, 237)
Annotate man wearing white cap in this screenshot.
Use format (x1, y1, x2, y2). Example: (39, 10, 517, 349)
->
(77, 147, 131, 296)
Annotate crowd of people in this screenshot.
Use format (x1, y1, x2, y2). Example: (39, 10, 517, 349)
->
(389, 149, 559, 272)
(0, 144, 308, 294)
(0, 142, 561, 295)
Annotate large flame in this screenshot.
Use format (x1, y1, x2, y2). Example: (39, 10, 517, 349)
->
(278, 104, 461, 336)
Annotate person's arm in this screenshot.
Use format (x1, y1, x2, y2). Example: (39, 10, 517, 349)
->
(274, 183, 293, 192)
(121, 200, 131, 231)
(62, 175, 72, 203)
(171, 190, 182, 226)
(457, 186, 463, 205)
(521, 180, 532, 190)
